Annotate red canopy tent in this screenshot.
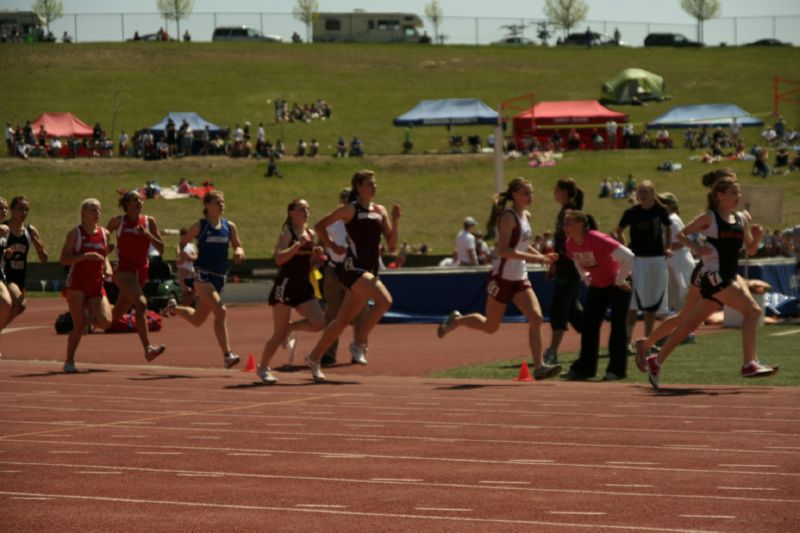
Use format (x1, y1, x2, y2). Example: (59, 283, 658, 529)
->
(31, 112, 93, 138)
(513, 100, 628, 149)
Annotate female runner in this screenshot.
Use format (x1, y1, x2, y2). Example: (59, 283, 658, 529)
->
(257, 198, 325, 384)
(645, 177, 779, 388)
(438, 178, 561, 380)
(171, 191, 245, 369)
(0, 198, 12, 347)
(107, 190, 166, 361)
(59, 198, 113, 373)
(304, 170, 400, 382)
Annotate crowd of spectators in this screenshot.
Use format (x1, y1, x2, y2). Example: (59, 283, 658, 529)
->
(5, 120, 113, 160)
(273, 98, 332, 123)
(0, 25, 70, 43)
(754, 225, 800, 259)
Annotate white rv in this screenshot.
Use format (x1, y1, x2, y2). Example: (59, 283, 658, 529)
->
(312, 12, 424, 43)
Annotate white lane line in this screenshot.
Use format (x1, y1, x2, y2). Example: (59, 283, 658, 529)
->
(0, 470, 22, 473)
(10, 496, 53, 500)
(415, 507, 472, 512)
(478, 481, 531, 485)
(730, 430, 773, 434)
(78, 471, 122, 475)
(424, 425, 460, 429)
(227, 453, 271, 457)
(177, 473, 224, 478)
(718, 486, 777, 491)
(718, 464, 777, 468)
(346, 438, 384, 442)
(295, 504, 347, 509)
(48, 451, 88, 454)
(665, 444, 709, 448)
(605, 484, 653, 488)
(344, 424, 384, 428)
(135, 452, 182, 455)
(405, 403, 440, 406)
(269, 437, 306, 440)
(5, 490, 715, 531)
(187, 436, 221, 440)
(766, 446, 800, 450)
(508, 459, 555, 464)
(111, 435, 147, 438)
(768, 328, 800, 336)
(549, 511, 606, 516)
(191, 422, 231, 426)
(606, 461, 658, 466)
(370, 478, 423, 482)
(321, 454, 366, 459)
(680, 514, 735, 519)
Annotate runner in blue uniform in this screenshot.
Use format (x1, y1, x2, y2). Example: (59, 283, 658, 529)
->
(170, 191, 245, 369)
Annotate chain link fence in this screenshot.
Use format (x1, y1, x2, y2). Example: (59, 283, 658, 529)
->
(37, 12, 800, 46)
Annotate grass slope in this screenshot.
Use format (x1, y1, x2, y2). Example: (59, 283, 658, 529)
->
(1, 44, 798, 258)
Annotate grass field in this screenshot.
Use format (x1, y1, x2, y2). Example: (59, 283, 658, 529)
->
(430, 326, 799, 387)
(1, 43, 799, 259)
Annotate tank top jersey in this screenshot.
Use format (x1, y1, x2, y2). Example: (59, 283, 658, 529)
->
(1, 223, 31, 287)
(699, 209, 744, 281)
(194, 218, 230, 277)
(491, 209, 532, 281)
(115, 215, 151, 271)
(345, 202, 383, 275)
(66, 225, 109, 290)
(554, 205, 579, 275)
(277, 227, 313, 282)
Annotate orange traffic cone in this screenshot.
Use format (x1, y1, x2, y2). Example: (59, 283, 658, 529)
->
(513, 360, 534, 381)
(242, 353, 257, 372)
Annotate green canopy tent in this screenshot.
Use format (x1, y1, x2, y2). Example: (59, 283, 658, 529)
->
(601, 68, 669, 104)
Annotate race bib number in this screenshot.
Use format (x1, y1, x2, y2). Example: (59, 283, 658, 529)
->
(274, 279, 288, 302)
(705, 271, 722, 287)
(487, 279, 500, 298)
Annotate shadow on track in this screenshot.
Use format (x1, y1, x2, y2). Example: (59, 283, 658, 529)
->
(12, 369, 110, 378)
(224, 379, 362, 390)
(643, 386, 771, 397)
(128, 374, 199, 381)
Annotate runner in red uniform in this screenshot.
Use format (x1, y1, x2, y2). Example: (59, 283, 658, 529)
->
(59, 198, 113, 373)
(107, 191, 166, 362)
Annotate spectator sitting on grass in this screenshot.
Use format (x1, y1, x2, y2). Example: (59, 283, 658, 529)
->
(308, 138, 319, 157)
(266, 156, 282, 178)
(349, 136, 364, 157)
(335, 137, 347, 157)
(295, 138, 307, 157)
(599, 178, 611, 198)
(753, 148, 771, 177)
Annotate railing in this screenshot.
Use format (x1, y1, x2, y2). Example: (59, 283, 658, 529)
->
(14, 12, 800, 47)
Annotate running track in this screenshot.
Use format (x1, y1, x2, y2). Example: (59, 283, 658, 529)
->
(1, 300, 799, 531)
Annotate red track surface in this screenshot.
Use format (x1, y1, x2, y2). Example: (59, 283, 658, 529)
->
(1, 299, 799, 531)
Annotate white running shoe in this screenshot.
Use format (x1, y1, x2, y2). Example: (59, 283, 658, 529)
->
(256, 366, 278, 385)
(224, 352, 241, 369)
(145, 344, 166, 362)
(350, 343, 368, 365)
(283, 334, 297, 364)
(305, 356, 326, 382)
(437, 310, 461, 338)
(63, 361, 78, 374)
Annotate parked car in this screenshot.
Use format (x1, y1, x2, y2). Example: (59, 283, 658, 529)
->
(212, 26, 282, 42)
(745, 38, 790, 46)
(560, 31, 623, 47)
(491, 37, 535, 46)
(126, 32, 175, 42)
(644, 33, 703, 47)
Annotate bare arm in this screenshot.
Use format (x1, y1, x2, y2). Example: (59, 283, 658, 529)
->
(313, 204, 354, 254)
(228, 221, 245, 264)
(379, 203, 401, 253)
(741, 212, 762, 257)
(677, 212, 713, 255)
(273, 229, 306, 266)
(179, 222, 201, 249)
(495, 212, 553, 265)
(59, 228, 104, 266)
(145, 216, 164, 255)
(28, 225, 49, 263)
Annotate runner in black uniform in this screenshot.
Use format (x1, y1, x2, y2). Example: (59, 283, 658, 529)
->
(645, 177, 779, 388)
(1, 196, 48, 328)
(304, 170, 400, 382)
(258, 199, 324, 384)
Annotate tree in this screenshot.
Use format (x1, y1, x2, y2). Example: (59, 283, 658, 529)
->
(292, 0, 318, 43)
(543, 0, 588, 36)
(680, 0, 721, 44)
(156, 0, 194, 40)
(32, 0, 63, 35)
(424, 0, 444, 45)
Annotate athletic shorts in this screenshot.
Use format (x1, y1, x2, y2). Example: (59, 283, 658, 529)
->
(117, 265, 148, 288)
(333, 259, 372, 289)
(194, 269, 225, 293)
(629, 256, 668, 313)
(697, 270, 735, 303)
(690, 261, 704, 286)
(487, 273, 532, 304)
(269, 276, 315, 307)
(65, 279, 106, 299)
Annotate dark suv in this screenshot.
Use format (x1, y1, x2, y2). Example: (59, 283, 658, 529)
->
(644, 33, 702, 47)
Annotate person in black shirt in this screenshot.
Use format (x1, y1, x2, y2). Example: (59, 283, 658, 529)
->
(615, 180, 671, 348)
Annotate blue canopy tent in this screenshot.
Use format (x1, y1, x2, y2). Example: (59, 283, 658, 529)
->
(646, 103, 763, 129)
(148, 112, 225, 134)
(393, 99, 499, 126)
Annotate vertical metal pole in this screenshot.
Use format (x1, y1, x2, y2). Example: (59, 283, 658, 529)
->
(772, 16, 776, 39)
(260, 12, 263, 33)
(733, 18, 737, 45)
(475, 17, 479, 45)
(74, 14, 77, 43)
(213, 13, 217, 30)
(121, 13, 125, 41)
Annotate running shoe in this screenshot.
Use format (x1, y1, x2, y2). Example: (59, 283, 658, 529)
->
(320, 354, 337, 366)
(533, 363, 562, 380)
(305, 356, 326, 382)
(145, 344, 166, 362)
(164, 299, 177, 317)
(63, 361, 78, 374)
(283, 334, 297, 363)
(350, 343, 368, 365)
(741, 361, 780, 379)
(635, 338, 648, 372)
(543, 347, 558, 366)
(646, 355, 661, 390)
(256, 366, 278, 385)
(437, 310, 461, 338)
(224, 352, 241, 369)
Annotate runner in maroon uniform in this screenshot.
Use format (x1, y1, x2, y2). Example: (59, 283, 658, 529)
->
(257, 199, 325, 384)
(303, 170, 400, 382)
(107, 191, 166, 362)
(59, 198, 113, 373)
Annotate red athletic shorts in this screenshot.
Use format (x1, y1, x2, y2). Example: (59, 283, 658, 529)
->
(486, 274, 532, 304)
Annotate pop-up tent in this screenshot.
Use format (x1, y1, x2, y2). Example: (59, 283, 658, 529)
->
(602, 68, 668, 104)
(31, 112, 93, 138)
(513, 100, 629, 148)
(148, 112, 224, 134)
(393, 99, 498, 126)
(646, 103, 764, 129)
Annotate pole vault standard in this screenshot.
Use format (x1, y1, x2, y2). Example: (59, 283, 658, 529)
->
(495, 93, 536, 192)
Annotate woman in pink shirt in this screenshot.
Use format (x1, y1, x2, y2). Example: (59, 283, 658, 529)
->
(563, 211, 635, 380)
